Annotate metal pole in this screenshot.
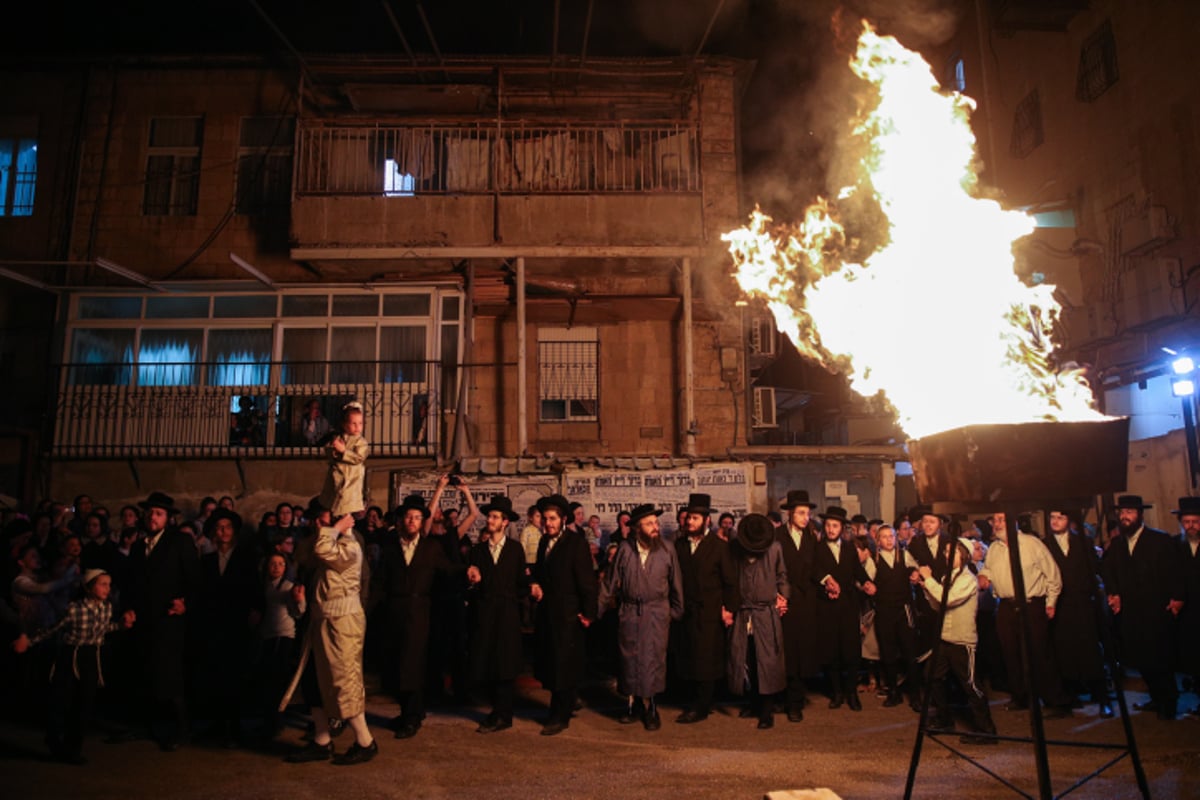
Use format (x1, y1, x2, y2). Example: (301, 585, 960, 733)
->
(517, 256, 528, 455)
(682, 257, 696, 457)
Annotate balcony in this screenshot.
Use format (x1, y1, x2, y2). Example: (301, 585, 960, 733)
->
(53, 360, 444, 459)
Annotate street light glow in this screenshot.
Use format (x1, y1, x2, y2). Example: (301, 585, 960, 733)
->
(1173, 378, 1196, 398)
(1172, 356, 1195, 375)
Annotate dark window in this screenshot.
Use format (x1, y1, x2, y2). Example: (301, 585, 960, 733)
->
(236, 117, 295, 214)
(1076, 20, 1119, 102)
(1010, 89, 1044, 158)
(143, 117, 203, 216)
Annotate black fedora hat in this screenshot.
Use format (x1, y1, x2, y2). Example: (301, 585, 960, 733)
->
(396, 493, 431, 520)
(628, 503, 664, 529)
(536, 494, 572, 518)
(1172, 496, 1200, 517)
(910, 504, 949, 523)
(780, 490, 817, 510)
(1115, 494, 1152, 510)
(683, 493, 715, 515)
(137, 491, 179, 516)
(737, 513, 776, 554)
(480, 494, 520, 522)
(850, 514, 869, 526)
(821, 506, 850, 525)
(204, 508, 243, 539)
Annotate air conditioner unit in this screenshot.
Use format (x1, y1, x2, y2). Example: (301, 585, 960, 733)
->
(749, 315, 777, 358)
(752, 386, 778, 428)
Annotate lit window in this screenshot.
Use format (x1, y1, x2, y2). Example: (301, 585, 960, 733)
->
(144, 117, 203, 216)
(384, 159, 415, 196)
(0, 137, 37, 216)
(538, 327, 598, 422)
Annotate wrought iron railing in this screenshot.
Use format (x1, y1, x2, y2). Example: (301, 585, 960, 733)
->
(294, 123, 700, 195)
(53, 360, 444, 459)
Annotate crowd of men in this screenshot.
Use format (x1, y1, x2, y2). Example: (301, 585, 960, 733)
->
(3, 481, 1199, 766)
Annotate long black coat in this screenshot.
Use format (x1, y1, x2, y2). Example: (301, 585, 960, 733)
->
(129, 528, 201, 700)
(1177, 536, 1200, 675)
(532, 529, 599, 692)
(674, 533, 739, 682)
(777, 525, 822, 678)
(1046, 532, 1105, 681)
(1101, 527, 1185, 674)
(812, 538, 867, 666)
(466, 537, 529, 683)
(376, 535, 460, 693)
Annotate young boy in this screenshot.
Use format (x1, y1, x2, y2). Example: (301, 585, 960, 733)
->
(319, 401, 369, 520)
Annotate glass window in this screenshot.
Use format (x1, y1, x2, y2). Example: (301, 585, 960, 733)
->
(440, 295, 460, 321)
(78, 296, 142, 319)
(68, 328, 134, 385)
(0, 137, 37, 216)
(143, 117, 203, 216)
(145, 296, 210, 319)
(332, 294, 379, 317)
(213, 295, 277, 318)
(380, 325, 427, 382)
(538, 327, 598, 422)
(383, 294, 431, 317)
(207, 329, 271, 386)
(440, 323, 459, 406)
(281, 327, 327, 384)
(138, 329, 203, 386)
(330, 327, 375, 383)
(282, 295, 328, 317)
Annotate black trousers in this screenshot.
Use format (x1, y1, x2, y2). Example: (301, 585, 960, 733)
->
(929, 641, 995, 734)
(47, 645, 100, 757)
(876, 603, 920, 694)
(996, 597, 1068, 707)
(482, 678, 515, 722)
(549, 688, 578, 724)
(397, 688, 425, 727)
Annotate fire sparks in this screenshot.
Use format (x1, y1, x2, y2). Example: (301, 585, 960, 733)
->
(724, 22, 1106, 439)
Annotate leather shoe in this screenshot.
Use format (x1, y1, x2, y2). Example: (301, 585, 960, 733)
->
(676, 710, 708, 724)
(738, 705, 756, 718)
(786, 708, 804, 723)
(394, 722, 421, 739)
(541, 720, 569, 736)
(1099, 703, 1114, 719)
(643, 709, 661, 731)
(757, 714, 774, 730)
(477, 718, 512, 734)
(959, 733, 998, 746)
(882, 692, 903, 708)
(847, 693, 862, 712)
(333, 740, 378, 766)
(828, 694, 844, 710)
(285, 740, 333, 763)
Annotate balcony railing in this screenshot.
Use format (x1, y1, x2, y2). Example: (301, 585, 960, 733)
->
(295, 123, 700, 196)
(53, 360, 444, 459)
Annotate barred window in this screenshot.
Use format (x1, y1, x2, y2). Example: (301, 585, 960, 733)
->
(0, 136, 37, 216)
(1076, 20, 1118, 102)
(1009, 89, 1043, 158)
(144, 117, 203, 216)
(236, 116, 295, 214)
(538, 327, 598, 422)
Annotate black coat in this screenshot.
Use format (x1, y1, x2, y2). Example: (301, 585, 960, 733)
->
(532, 529, 599, 692)
(812, 538, 867, 666)
(466, 537, 529, 682)
(674, 533, 740, 682)
(129, 528, 201, 700)
(870, 551, 917, 663)
(200, 545, 262, 682)
(1101, 527, 1185, 674)
(777, 525, 822, 678)
(376, 535, 461, 692)
(1177, 535, 1200, 675)
(1046, 532, 1105, 681)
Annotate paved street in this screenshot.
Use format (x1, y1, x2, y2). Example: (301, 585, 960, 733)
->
(4, 676, 1197, 799)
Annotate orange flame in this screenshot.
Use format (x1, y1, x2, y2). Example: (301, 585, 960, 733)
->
(724, 22, 1106, 439)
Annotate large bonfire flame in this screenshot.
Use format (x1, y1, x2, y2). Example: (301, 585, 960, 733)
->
(724, 22, 1106, 440)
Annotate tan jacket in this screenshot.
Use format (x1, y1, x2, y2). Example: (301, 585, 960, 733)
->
(312, 526, 364, 618)
(319, 434, 369, 517)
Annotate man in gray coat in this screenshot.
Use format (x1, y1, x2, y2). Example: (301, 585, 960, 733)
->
(600, 503, 685, 730)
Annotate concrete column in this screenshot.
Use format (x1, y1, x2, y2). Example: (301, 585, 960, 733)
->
(517, 256, 527, 455)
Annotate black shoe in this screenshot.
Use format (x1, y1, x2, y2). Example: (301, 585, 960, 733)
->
(618, 702, 643, 725)
(285, 741, 333, 763)
(882, 692, 903, 708)
(1133, 700, 1159, 713)
(757, 713, 774, 730)
(786, 707, 804, 723)
(329, 718, 346, 738)
(909, 694, 923, 713)
(829, 694, 844, 710)
(158, 738, 180, 753)
(394, 722, 421, 739)
(333, 740, 378, 766)
(1099, 702, 1115, 719)
(541, 720, 569, 736)
(959, 733, 998, 746)
(643, 709, 661, 731)
(847, 692, 862, 712)
(676, 710, 709, 724)
(477, 718, 512, 734)
(738, 705, 756, 718)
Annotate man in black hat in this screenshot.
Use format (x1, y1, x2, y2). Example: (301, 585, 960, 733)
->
(128, 491, 200, 751)
(776, 489, 821, 721)
(1045, 508, 1112, 718)
(465, 495, 528, 733)
(600, 503, 684, 731)
(813, 506, 869, 711)
(1174, 497, 1200, 716)
(674, 493, 739, 724)
(1101, 494, 1185, 719)
(375, 493, 462, 739)
(530, 493, 599, 736)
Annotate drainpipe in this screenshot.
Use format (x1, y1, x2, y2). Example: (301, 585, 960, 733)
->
(682, 257, 697, 457)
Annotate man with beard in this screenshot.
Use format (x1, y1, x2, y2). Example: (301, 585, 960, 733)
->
(980, 511, 1072, 718)
(600, 503, 684, 730)
(1045, 508, 1112, 718)
(530, 494, 598, 736)
(905, 506, 953, 659)
(127, 491, 200, 752)
(776, 489, 821, 722)
(674, 493, 739, 724)
(465, 495, 528, 733)
(1174, 497, 1200, 716)
(813, 506, 869, 712)
(375, 493, 461, 739)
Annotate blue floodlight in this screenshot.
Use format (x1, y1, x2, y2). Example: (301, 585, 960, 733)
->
(1172, 356, 1195, 375)
(1173, 378, 1196, 398)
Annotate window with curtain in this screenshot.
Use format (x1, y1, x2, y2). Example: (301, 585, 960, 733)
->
(380, 325, 427, 382)
(138, 329, 203, 386)
(329, 327, 376, 383)
(68, 328, 134, 385)
(207, 329, 271, 386)
(281, 327, 327, 384)
(538, 327, 598, 421)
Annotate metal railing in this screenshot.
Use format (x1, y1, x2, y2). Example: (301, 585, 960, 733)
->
(53, 360, 444, 459)
(295, 123, 700, 195)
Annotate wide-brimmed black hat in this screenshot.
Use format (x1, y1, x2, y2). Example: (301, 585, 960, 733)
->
(204, 508, 243, 538)
(137, 491, 179, 516)
(737, 513, 776, 554)
(628, 503, 663, 529)
(821, 506, 850, 525)
(1172, 497, 1200, 517)
(683, 493, 715, 515)
(910, 504, 949, 522)
(480, 494, 520, 522)
(305, 496, 327, 518)
(537, 494, 571, 518)
(850, 514, 869, 525)
(396, 493, 431, 520)
(868, 518, 884, 527)
(780, 490, 817, 510)
(1115, 494, 1152, 510)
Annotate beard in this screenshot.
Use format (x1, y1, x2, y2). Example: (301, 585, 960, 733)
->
(636, 530, 660, 550)
(1117, 518, 1141, 537)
